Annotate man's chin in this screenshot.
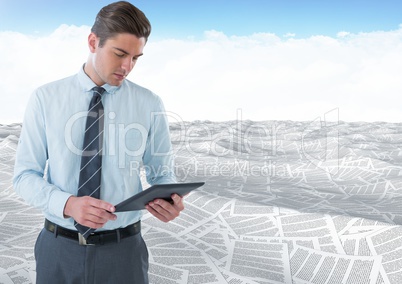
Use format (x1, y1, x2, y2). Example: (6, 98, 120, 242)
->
(108, 79, 124, 87)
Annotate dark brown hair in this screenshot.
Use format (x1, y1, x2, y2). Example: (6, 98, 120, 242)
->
(91, 1, 151, 47)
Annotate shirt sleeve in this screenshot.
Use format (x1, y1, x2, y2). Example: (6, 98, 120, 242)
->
(142, 96, 177, 185)
(13, 90, 72, 219)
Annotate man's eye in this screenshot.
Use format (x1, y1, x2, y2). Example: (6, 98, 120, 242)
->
(115, 53, 125, 58)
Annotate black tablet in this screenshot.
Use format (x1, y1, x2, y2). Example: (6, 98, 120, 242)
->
(114, 182, 205, 212)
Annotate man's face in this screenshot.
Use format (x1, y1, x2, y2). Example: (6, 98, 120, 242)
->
(88, 33, 146, 86)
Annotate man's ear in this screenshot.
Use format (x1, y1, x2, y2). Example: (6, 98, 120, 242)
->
(88, 32, 98, 53)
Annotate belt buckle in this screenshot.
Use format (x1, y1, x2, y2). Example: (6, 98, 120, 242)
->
(78, 233, 95, 246)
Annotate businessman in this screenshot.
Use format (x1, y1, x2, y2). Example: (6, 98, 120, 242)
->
(13, 1, 182, 283)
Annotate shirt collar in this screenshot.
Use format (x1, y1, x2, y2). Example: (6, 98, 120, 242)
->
(77, 64, 120, 95)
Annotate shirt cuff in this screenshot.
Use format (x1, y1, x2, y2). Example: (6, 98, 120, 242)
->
(48, 188, 73, 219)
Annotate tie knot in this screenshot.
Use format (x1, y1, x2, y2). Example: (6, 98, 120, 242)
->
(92, 86, 106, 98)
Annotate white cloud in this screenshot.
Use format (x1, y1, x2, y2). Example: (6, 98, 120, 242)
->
(0, 24, 90, 123)
(337, 31, 350, 38)
(283, 32, 296, 38)
(1, 25, 402, 123)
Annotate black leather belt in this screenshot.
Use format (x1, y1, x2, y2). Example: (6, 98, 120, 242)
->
(44, 219, 141, 246)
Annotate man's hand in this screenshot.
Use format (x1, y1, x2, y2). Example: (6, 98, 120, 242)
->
(64, 196, 117, 229)
(145, 194, 184, 222)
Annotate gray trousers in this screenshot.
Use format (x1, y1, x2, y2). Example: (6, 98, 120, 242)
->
(34, 228, 149, 284)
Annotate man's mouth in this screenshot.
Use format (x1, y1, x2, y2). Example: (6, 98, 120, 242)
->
(114, 73, 126, 80)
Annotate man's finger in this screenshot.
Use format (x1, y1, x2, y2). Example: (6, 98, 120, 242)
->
(90, 197, 116, 213)
(171, 194, 185, 211)
(150, 199, 180, 219)
(88, 207, 117, 221)
(146, 204, 169, 223)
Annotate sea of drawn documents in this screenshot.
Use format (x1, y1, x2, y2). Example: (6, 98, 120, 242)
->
(1, 119, 401, 284)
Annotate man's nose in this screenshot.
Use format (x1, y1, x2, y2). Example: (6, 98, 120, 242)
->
(121, 58, 133, 72)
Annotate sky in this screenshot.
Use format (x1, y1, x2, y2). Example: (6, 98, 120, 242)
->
(1, 0, 402, 123)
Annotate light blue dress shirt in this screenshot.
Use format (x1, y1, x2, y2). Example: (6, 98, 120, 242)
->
(13, 66, 176, 231)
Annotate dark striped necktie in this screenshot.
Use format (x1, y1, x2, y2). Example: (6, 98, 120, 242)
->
(74, 86, 105, 238)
